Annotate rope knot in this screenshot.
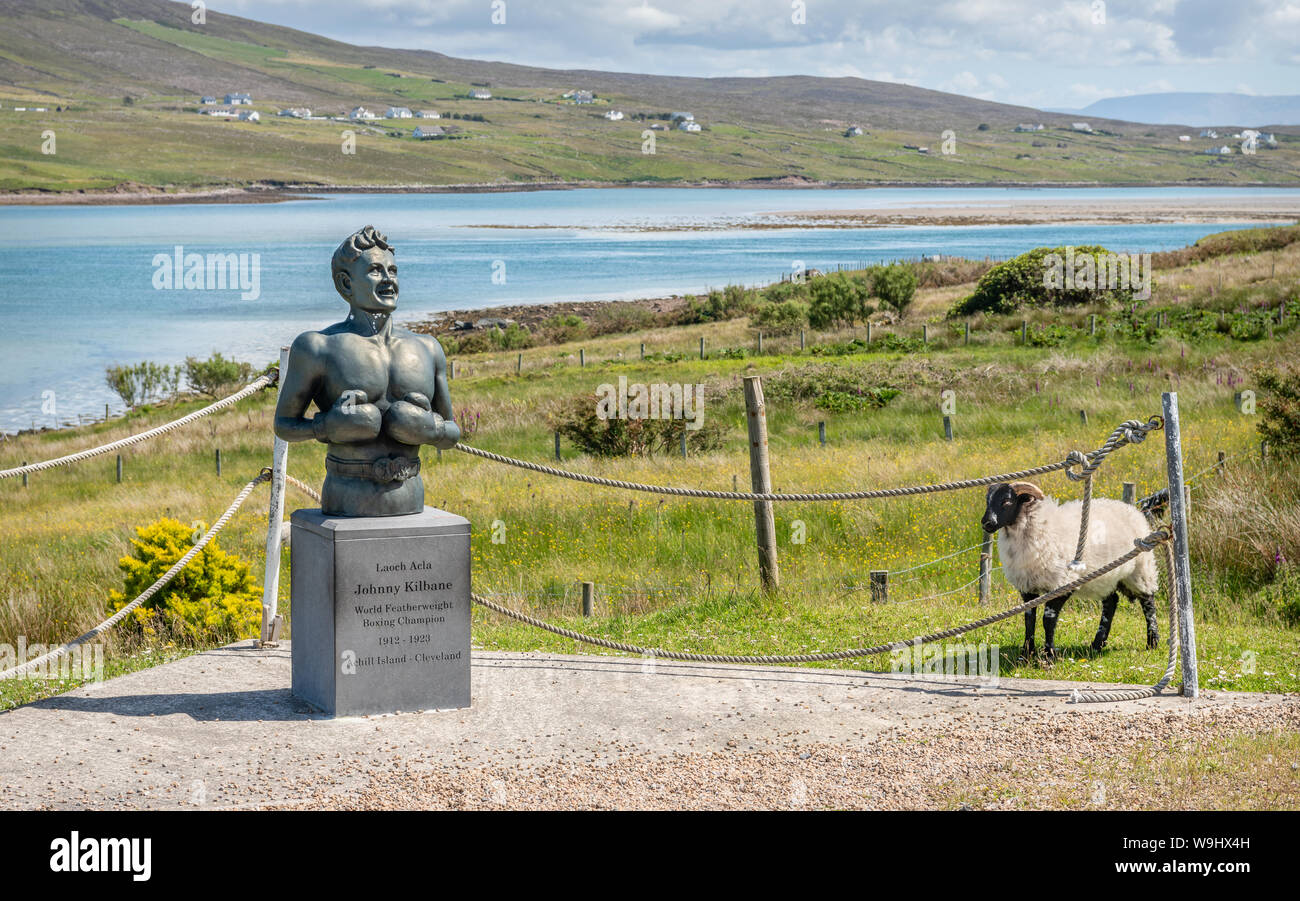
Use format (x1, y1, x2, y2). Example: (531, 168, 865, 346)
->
(1064, 449, 1091, 481)
(1133, 530, 1169, 551)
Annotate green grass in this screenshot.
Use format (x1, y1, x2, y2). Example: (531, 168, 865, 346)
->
(1, 236, 1298, 710)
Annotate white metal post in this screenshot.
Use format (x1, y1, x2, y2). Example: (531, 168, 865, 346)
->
(260, 346, 291, 646)
(1161, 392, 1199, 697)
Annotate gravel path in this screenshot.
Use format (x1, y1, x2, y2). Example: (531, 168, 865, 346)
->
(1, 642, 1294, 810)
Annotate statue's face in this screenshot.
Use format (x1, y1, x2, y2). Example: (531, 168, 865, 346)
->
(337, 247, 399, 313)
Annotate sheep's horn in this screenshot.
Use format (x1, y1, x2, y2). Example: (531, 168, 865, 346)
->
(1009, 481, 1045, 500)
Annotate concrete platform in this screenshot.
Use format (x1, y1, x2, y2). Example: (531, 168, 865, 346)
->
(0, 641, 1289, 809)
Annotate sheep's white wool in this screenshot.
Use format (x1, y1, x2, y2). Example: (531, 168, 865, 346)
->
(999, 495, 1157, 602)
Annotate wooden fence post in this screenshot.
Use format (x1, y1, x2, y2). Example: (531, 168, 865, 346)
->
(554, 431, 561, 462)
(579, 348, 585, 367)
(800, 329, 806, 351)
(757, 331, 764, 355)
(1090, 314, 1097, 336)
(21, 461, 27, 489)
(870, 570, 888, 604)
(1022, 320, 1028, 345)
(743, 376, 779, 593)
(1122, 482, 1136, 505)
(922, 324, 929, 344)
(1079, 409, 1088, 427)
(964, 322, 970, 345)
(978, 532, 992, 604)
(640, 342, 645, 360)
(215, 447, 222, 477)
(866, 321, 872, 344)
(818, 421, 826, 446)
(1162, 391, 1199, 698)
(699, 337, 705, 359)
(581, 581, 594, 617)
(1217, 450, 1225, 474)
(516, 353, 522, 375)
(943, 415, 953, 441)
(116, 454, 122, 483)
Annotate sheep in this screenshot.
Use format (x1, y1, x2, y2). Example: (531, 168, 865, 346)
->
(981, 480, 1159, 661)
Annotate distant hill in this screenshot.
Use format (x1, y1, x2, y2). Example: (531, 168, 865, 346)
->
(1052, 93, 1300, 128)
(1, 0, 1298, 193)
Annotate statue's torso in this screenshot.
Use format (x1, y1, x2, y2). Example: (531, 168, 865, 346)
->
(315, 327, 440, 461)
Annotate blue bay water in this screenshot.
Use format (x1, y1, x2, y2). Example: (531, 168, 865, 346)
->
(0, 186, 1296, 433)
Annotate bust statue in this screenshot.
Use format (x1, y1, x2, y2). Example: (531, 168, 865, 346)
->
(274, 226, 459, 516)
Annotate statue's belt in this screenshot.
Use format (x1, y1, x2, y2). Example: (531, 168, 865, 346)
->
(325, 454, 421, 483)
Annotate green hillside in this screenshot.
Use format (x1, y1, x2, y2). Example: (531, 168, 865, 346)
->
(2, 0, 1299, 193)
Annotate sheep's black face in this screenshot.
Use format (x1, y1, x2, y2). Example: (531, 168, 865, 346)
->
(982, 483, 1029, 533)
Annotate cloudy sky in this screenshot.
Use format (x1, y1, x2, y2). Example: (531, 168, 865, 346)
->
(211, 0, 1300, 110)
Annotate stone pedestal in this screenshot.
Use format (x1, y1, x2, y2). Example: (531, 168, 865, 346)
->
(289, 506, 471, 717)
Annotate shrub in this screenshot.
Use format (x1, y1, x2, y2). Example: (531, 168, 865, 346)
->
(808, 273, 871, 329)
(551, 393, 726, 457)
(765, 365, 901, 412)
(108, 518, 262, 644)
(1026, 323, 1072, 347)
(751, 300, 808, 334)
(488, 323, 533, 350)
(871, 264, 918, 313)
(105, 361, 180, 409)
(680, 285, 758, 324)
(1255, 363, 1300, 458)
(184, 352, 254, 398)
(950, 245, 1134, 316)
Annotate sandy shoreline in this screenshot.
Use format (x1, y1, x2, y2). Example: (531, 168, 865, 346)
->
(761, 196, 1300, 228)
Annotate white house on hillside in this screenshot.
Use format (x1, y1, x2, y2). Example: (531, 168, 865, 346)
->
(278, 107, 311, 118)
(845, 125, 863, 137)
(386, 107, 413, 118)
(348, 106, 376, 120)
(572, 90, 594, 104)
(238, 110, 260, 122)
(1071, 122, 1093, 132)
(604, 110, 624, 121)
(225, 92, 252, 105)
(670, 111, 694, 122)
(415, 110, 440, 119)
(468, 88, 492, 100)
(200, 96, 216, 105)
(413, 125, 445, 139)
(678, 120, 701, 132)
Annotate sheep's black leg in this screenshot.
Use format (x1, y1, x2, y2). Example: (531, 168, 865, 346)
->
(1138, 594, 1160, 649)
(1041, 595, 1069, 661)
(1020, 593, 1037, 661)
(1091, 592, 1120, 652)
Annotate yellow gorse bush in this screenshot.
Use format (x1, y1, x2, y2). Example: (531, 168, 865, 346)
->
(108, 517, 261, 644)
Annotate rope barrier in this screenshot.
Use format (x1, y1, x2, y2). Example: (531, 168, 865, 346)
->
(472, 530, 1169, 665)
(0, 471, 271, 681)
(0, 372, 277, 481)
(454, 413, 1161, 502)
(0, 469, 320, 682)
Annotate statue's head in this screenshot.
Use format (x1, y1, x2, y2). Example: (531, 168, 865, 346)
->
(332, 225, 398, 313)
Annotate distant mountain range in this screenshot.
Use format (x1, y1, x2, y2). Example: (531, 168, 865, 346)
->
(1048, 93, 1300, 128)
(1, 0, 1298, 192)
